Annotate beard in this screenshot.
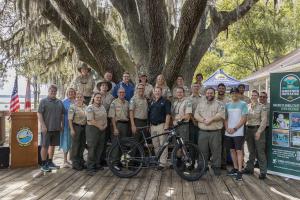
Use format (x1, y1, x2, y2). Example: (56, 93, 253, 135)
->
(206, 96, 214, 101)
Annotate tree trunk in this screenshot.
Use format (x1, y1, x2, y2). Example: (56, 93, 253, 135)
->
(163, 0, 208, 87)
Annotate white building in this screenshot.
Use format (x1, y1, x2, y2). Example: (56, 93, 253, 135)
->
(241, 48, 300, 94)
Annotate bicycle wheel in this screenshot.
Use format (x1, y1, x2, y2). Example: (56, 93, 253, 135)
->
(171, 142, 206, 181)
(107, 137, 144, 178)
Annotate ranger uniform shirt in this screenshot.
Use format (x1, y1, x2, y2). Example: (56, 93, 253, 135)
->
(262, 103, 270, 127)
(217, 95, 231, 105)
(108, 98, 129, 121)
(129, 96, 148, 120)
(86, 104, 107, 130)
(100, 93, 115, 112)
(136, 83, 154, 100)
(71, 74, 95, 97)
(172, 98, 192, 125)
(194, 99, 225, 130)
(158, 86, 172, 99)
(68, 104, 87, 125)
(188, 94, 203, 116)
(240, 95, 251, 104)
(199, 84, 206, 95)
(172, 85, 190, 99)
(247, 102, 268, 133)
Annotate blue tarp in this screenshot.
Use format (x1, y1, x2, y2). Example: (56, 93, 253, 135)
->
(203, 69, 249, 90)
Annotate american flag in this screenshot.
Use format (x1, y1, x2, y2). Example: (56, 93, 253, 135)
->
(10, 76, 20, 113)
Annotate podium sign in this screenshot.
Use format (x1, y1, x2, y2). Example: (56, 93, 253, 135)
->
(10, 112, 38, 168)
(268, 72, 300, 180)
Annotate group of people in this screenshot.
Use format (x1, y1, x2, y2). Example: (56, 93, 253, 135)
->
(38, 63, 270, 181)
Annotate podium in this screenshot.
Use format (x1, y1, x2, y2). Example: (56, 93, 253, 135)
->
(10, 112, 38, 168)
(0, 111, 5, 145)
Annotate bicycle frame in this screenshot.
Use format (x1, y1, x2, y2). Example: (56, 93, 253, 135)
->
(137, 126, 185, 165)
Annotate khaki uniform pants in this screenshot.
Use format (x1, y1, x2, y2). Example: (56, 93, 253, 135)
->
(151, 123, 168, 167)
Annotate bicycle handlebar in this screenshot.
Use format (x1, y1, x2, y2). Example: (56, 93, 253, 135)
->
(136, 120, 185, 133)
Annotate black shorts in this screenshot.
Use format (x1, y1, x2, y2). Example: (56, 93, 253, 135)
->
(41, 131, 60, 147)
(224, 136, 244, 150)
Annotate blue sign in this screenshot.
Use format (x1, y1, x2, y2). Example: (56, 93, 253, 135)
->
(16, 127, 33, 146)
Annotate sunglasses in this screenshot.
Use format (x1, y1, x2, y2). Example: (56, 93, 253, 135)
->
(259, 96, 267, 98)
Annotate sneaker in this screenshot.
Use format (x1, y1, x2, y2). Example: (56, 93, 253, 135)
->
(227, 168, 238, 176)
(41, 164, 51, 172)
(241, 168, 254, 175)
(236, 171, 243, 181)
(48, 161, 60, 170)
(259, 173, 267, 180)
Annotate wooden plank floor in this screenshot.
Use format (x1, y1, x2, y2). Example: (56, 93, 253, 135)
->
(1, 150, 300, 200)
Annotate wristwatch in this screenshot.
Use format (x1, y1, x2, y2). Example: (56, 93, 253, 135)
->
(233, 127, 237, 132)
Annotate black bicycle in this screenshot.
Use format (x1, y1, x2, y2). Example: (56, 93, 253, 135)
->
(107, 123, 206, 181)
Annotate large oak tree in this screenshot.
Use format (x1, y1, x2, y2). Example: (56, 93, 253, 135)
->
(6, 0, 259, 86)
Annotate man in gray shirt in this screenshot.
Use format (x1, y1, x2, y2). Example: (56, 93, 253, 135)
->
(38, 84, 64, 172)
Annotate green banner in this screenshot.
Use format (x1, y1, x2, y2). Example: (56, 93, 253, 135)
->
(268, 72, 300, 179)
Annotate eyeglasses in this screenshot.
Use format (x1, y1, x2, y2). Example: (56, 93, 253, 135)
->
(137, 88, 144, 90)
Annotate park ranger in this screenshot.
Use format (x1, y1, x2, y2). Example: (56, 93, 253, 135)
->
(95, 80, 114, 166)
(109, 87, 130, 170)
(68, 92, 87, 170)
(172, 76, 190, 100)
(172, 87, 192, 141)
(194, 87, 225, 176)
(217, 83, 230, 105)
(71, 63, 95, 105)
(259, 91, 270, 158)
(242, 90, 268, 179)
(94, 80, 114, 112)
(155, 74, 172, 99)
(194, 73, 206, 95)
(216, 83, 231, 169)
(130, 83, 149, 143)
(238, 84, 251, 104)
(85, 92, 107, 176)
(188, 83, 203, 144)
(137, 72, 154, 101)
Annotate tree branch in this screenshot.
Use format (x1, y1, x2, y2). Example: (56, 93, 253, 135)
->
(51, 0, 125, 79)
(181, 0, 259, 82)
(163, 0, 208, 87)
(111, 0, 149, 65)
(40, 0, 98, 69)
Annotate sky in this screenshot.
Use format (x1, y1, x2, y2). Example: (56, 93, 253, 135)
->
(0, 68, 47, 96)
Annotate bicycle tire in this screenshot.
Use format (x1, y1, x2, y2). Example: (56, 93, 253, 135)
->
(171, 142, 206, 181)
(107, 137, 145, 178)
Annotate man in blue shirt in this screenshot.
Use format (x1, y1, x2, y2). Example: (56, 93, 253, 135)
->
(112, 72, 135, 101)
(149, 86, 171, 170)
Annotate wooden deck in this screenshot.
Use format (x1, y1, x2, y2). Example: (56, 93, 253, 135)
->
(1, 150, 300, 200)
